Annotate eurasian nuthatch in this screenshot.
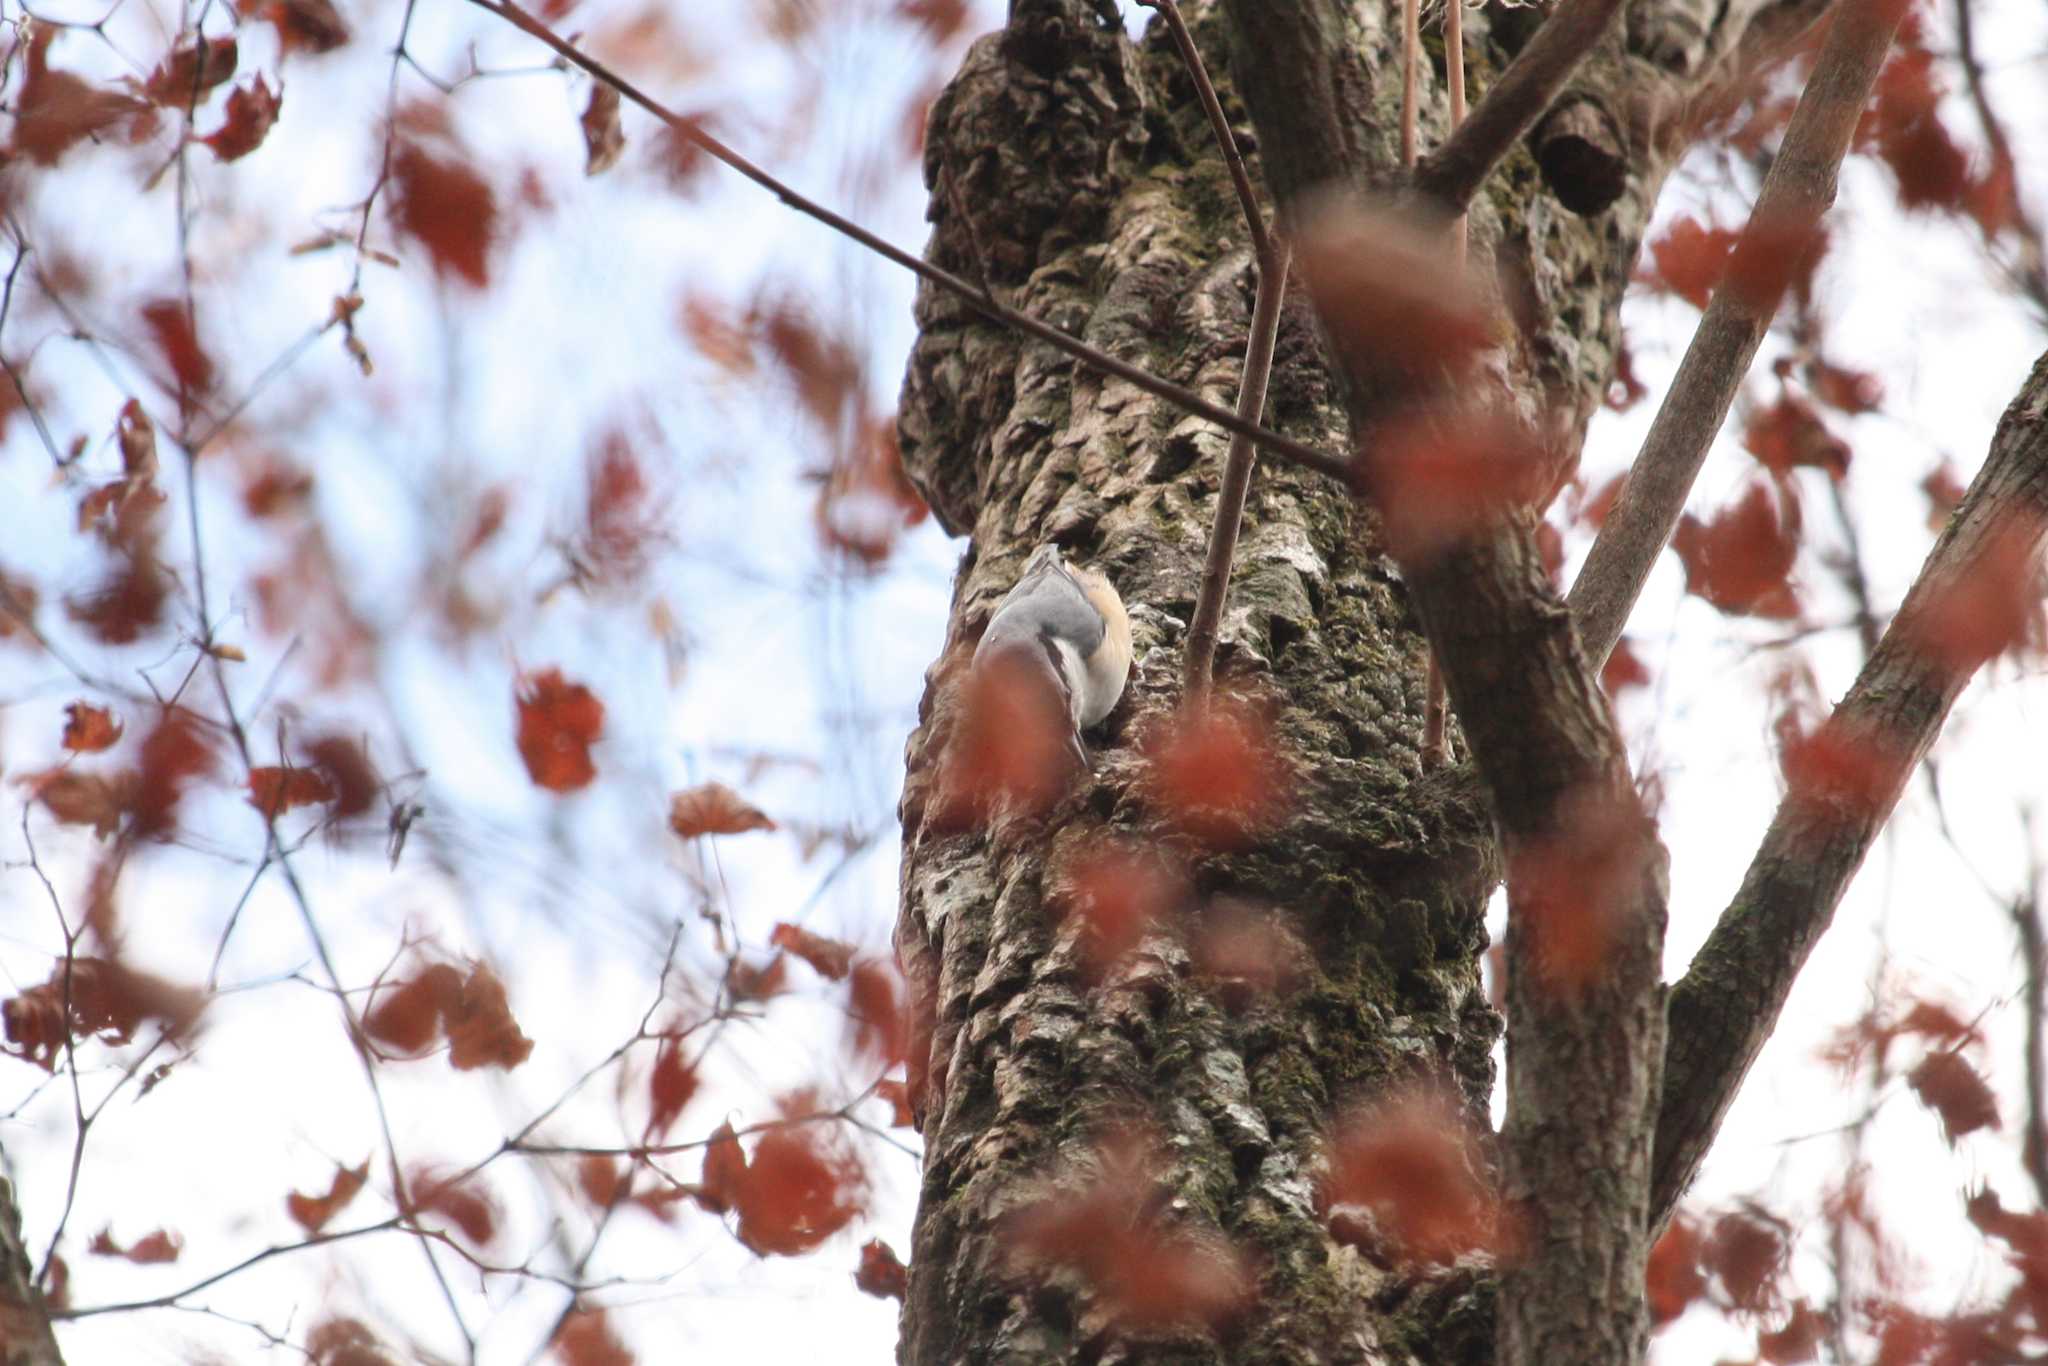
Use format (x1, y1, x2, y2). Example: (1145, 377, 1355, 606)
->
(973, 544, 1131, 759)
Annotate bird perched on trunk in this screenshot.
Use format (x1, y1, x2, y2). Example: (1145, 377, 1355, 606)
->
(972, 544, 1131, 768)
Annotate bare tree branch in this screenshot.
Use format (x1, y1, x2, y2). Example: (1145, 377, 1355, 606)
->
(463, 0, 1352, 486)
(1567, 0, 1912, 673)
(1413, 0, 1626, 211)
(1653, 345, 2048, 1230)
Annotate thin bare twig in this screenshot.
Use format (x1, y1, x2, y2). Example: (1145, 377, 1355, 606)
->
(1136, 0, 1270, 263)
(1400, 0, 1421, 171)
(1414, 0, 1626, 210)
(462, 0, 1352, 486)
(1954, 0, 2048, 317)
(1185, 242, 1292, 700)
(1567, 0, 1911, 673)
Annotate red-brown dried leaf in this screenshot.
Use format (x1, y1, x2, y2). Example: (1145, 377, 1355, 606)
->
(141, 299, 216, 404)
(364, 961, 464, 1055)
(1723, 213, 1828, 314)
(936, 654, 1075, 824)
(855, 1237, 909, 1301)
(1601, 637, 1651, 695)
(816, 418, 930, 566)
(303, 734, 379, 818)
(516, 668, 605, 792)
(696, 1121, 747, 1215)
(1641, 216, 1738, 308)
(1807, 359, 1883, 415)
(66, 552, 170, 644)
(1672, 479, 1802, 619)
(1703, 1207, 1788, 1313)
(131, 711, 215, 839)
(446, 963, 533, 1071)
(678, 292, 753, 373)
(202, 76, 282, 162)
(1, 958, 206, 1069)
(1142, 700, 1285, 847)
(769, 923, 856, 981)
(1899, 514, 2047, 672)
(580, 431, 665, 582)
(1362, 407, 1550, 564)
(873, 1077, 915, 1127)
(1508, 785, 1656, 996)
(1295, 200, 1494, 384)
(89, 1226, 182, 1263)
(1323, 1093, 1502, 1266)
(247, 763, 337, 818)
(1861, 47, 1969, 211)
(1777, 717, 1897, 812)
(1760, 1300, 1826, 1364)
(848, 958, 907, 1066)
(651, 116, 716, 193)
(143, 35, 238, 105)
(242, 459, 314, 518)
(895, 0, 969, 41)
(11, 27, 149, 166)
(266, 0, 351, 53)
(1010, 1134, 1254, 1330)
(1190, 903, 1300, 1003)
(1922, 460, 1966, 531)
(728, 955, 787, 1003)
(1744, 394, 1850, 479)
(550, 1307, 633, 1366)
(578, 1154, 625, 1208)
(406, 1167, 498, 1248)
(645, 1034, 698, 1137)
(23, 769, 128, 837)
(1646, 1213, 1707, 1326)
(390, 134, 497, 287)
(580, 82, 624, 176)
(729, 1126, 864, 1256)
(1907, 1049, 1999, 1143)
(1606, 339, 1647, 411)
(287, 1160, 369, 1234)
(758, 303, 860, 432)
(667, 781, 775, 837)
(1051, 843, 1184, 978)
(63, 702, 123, 752)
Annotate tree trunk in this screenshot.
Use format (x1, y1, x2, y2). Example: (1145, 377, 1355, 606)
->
(0, 1159, 64, 1366)
(893, 2, 1811, 1361)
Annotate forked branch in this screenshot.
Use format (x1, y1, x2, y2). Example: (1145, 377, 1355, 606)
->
(1413, 0, 1626, 210)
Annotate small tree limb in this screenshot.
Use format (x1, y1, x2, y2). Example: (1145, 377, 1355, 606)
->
(1184, 242, 1292, 700)
(463, 0, 1352, 486)
(1413, 0, 1626, 211)
(1652, 346, 2048, 1230)
(1566, 0, 1911, 673)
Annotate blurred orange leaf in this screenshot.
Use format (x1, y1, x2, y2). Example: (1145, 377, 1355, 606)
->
(516, 668, 605, 792)
(287, 1160, 370, 1234)
(202, 76, 282, 162)
(89, 1226, 182, 1263)
(668, 781, 775, 837)
(769, 923, 855, 980)
(1142, 699, 1285, 846)
(390, 127, 498, 287)
(247, 763, 337, 818)
(1908, 1050, 1999, 1143)
(1672, 479, 1802, 619)
(142, 35, 238, 106)
(581, 83, 624, 176)
(62, 702, 122, 752)
(265, 0, 350, 53)
(854, 1238, 908, 1301)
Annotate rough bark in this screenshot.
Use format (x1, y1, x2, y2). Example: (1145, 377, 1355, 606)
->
(894, 1, 1835, 1362)
(0, 1160, 64, 1366)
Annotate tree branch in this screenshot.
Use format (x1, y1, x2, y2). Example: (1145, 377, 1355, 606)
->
(1566, 0, 1911, 673)
(462, 0, 1352, 485)
(1184, 242, 1291, 700)
(1136, 0, 1270, 263)
(1954, 0, 2048, 318)
(1652, 346, 2048, 1230)
(1413, 0, 1626, 211)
